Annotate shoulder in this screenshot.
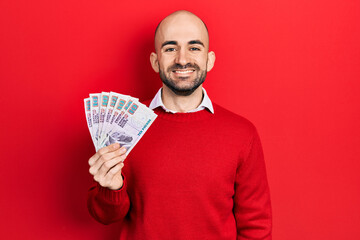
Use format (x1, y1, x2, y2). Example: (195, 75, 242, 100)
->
(212, 103, 262, 161)
(212, 102, 257, 132)
(211, 102, 261, 146)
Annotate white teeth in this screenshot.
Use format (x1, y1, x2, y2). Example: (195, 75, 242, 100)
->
(175, 70, 194, 73)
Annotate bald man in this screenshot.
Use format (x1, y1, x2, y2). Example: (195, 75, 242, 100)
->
(87, 10, 272, 240)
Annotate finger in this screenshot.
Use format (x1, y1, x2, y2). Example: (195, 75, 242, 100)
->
(96, 162, 123, 187)
(89, 146, 126, 176)
(88, 143, 120, 166)
(101, 162, 125, 188)
(101, 146, 127, 164)
(96, 154, 126, 179)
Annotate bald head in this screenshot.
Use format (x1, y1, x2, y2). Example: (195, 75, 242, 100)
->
(154, 10, 210, 52)
(149, 10, 216, 97)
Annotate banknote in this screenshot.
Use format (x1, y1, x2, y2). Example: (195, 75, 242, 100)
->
(89, 93, 101, 146)
(97, 93, 137, 149)
(84, 98, 95, 148)
(84, 92, 157, 154)
(98, 92, 118, 147)
(98, 98, 157, 154)
(98, 92, 110, 143)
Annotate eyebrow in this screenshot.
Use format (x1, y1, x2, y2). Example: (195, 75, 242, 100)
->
(161, 40, 205, 48)
(188, 40, 204, 46)
(161, 41, 177, 48)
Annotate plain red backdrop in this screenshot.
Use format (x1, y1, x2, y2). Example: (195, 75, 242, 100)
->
(1, 0, 359, 239)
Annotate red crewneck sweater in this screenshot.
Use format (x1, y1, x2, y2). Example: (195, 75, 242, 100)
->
(87, 103, 272, 240)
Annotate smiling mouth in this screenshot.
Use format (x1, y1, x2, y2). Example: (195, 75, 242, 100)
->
(172, 69, 195, 74)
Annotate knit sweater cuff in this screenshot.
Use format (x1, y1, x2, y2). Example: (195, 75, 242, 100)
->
(97, 173, 128, 203)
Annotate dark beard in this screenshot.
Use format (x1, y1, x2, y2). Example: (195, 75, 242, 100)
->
(159, 63, 207, 96)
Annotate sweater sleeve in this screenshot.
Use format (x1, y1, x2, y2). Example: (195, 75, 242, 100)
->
(234, 128, 272, 240)
(87, 173, 131, 225)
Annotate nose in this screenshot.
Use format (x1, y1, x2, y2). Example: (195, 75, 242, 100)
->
(175, 48, 190, 66)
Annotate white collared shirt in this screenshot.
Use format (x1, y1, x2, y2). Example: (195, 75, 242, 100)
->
(149, 88, 214, 114)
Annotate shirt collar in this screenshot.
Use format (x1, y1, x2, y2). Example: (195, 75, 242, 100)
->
(149, 87, 214, 114)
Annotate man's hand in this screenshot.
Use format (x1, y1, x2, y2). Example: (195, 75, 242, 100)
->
(88, 143, 127, 190)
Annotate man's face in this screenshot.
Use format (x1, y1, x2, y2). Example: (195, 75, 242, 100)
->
(150, 13, 215, 96)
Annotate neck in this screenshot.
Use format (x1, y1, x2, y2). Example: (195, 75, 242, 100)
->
(161, 85, 204, 113)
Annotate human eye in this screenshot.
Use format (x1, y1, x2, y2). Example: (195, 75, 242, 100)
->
(190, 47, 201, 51)
(164, 47, 176, 52)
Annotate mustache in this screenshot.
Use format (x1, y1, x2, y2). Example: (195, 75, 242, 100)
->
(167, 63, 200, 71)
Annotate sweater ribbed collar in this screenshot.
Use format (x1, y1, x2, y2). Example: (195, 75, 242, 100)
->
(153, 106, 214, 122)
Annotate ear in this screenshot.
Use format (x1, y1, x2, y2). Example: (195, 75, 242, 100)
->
(150, 52, 159, 73)
(206, 51, 216, 72)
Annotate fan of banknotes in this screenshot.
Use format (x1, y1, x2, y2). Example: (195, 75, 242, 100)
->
(84, 92, 157, 154)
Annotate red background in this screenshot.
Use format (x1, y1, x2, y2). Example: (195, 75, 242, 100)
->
(1, 0, 359, 239)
